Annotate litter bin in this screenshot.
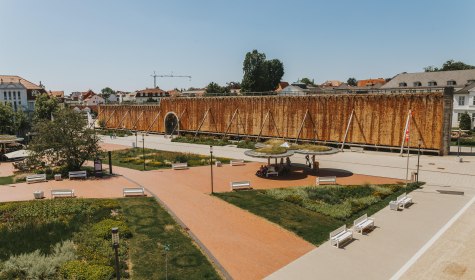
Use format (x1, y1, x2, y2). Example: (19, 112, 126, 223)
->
(33, 190, 44, 199)
(54, 174, 62, 181)
(215, 161, 222, 167)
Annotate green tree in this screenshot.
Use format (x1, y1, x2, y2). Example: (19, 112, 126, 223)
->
(14, 109, 30, 135)
(241, 50, 284, 92)
(101, 87, 115, 103)
(29, 108, 101, 171)
(299, 78, 316, 86)
(0, 103, 16, 134)
(34, 93, 59, 121)
(459, 112, 472, 131)
(424, 59, 475, 72)
(347, 77, 357, 86)
(206, 82, 229, 94)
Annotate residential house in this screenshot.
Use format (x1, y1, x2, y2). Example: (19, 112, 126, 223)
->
(321, 80, 343, 88)
(0, 80, 27, 112)
(274, 82, 289, 93)
(48, 90, 65, 102)
(83, 94, 105, 106)
(278, 85, 309, 96)
(357, 78, 386, 87)
(453, 83, 475, 129)
(167, 89, 182, 98)
(181, 88, 206, 97)
(134, 88, 169, 103)
(0, 75, 47, 112)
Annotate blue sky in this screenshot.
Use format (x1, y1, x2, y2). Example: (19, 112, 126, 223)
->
(1, 0, 474, 94)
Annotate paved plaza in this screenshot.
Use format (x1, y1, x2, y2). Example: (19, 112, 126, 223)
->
(1, 134, 474, 279)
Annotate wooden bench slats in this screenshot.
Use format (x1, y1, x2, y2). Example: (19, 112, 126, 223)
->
(69, 171, 87, 180)
(26, 174, 47, 184)
(123, 187, 145, 197)
(317, 176, 337, 185)
(230, 159, 245, 166)
(230, 181, 251, 191)
(51, 189, 75, 198)
(172, 163, 188, 170)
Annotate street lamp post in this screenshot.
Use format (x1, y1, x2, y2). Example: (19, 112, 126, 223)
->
(111, 227, 120, 280)
(416, 139, 421, 183)
(142, 133, 146, 171)
(210, 145, 214, 194)
(135, 131, 138, 148)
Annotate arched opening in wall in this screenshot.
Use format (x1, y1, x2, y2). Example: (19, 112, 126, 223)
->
(164, 112, 179, 135)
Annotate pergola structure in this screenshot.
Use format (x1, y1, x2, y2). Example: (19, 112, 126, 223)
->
(0, 135, 24, 156)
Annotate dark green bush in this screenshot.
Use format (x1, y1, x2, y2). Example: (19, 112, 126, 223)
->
(60, 260, 114, 280)
(90, 219, 132, 239)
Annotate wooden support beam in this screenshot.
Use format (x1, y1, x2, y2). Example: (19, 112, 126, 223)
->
(145, 110, 161, 134)
(256, 111, 270, 141)
(194, 108, 210, 137)
(295, 110, 309, 143)
(223, 108, 238, 139)
(103, 108, 117, 127)
(353, 112, 368, 144)
(116, 110, 130, 129)
(131, 110, 145, 130)
(269, 112, 281, 139)
(340, 109, 354, 151)
(307, 113, 319, 144)
(399, 110, 412, 155)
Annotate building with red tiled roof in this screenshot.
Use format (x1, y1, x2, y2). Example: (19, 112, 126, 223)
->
(0, 75, 47, 111)
(357, 78, 386, 87)
(275, 82, 289, 92)
(134, 87, 169, 103)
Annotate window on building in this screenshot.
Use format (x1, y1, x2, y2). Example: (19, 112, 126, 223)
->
(8, 91, 11, 99)
(459, 96, 465, 105)
(399, 82, 407, 87)
(472, 113, 475, 122)
(3, 92, 6, 99)
(428, 81, 437, 86)
(447, 80, 457, 86)
(458, 113, 462, 121)
(413, 81, 422, 87)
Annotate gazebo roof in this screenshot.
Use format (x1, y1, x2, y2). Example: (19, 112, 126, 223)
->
(244, 149, 295, 159)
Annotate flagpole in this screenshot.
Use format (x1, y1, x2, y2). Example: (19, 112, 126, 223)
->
(405, 111, 412, 190)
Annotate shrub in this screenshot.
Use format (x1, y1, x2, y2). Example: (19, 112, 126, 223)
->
(0, 240, 75, 279)
(60, 260, 114, 280)
(460, 112, 472, 131)
(90, 219, 132, 239)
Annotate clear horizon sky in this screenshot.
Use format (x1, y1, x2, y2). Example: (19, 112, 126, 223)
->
(1, 0, 474, 94)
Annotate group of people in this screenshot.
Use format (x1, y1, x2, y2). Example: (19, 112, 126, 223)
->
(255, 165, 269, 177)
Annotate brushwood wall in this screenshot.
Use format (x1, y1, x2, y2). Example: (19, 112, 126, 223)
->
(99, 89, 453, 155)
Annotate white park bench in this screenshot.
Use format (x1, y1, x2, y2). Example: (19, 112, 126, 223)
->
(266, 166, 279, 177)
(123, 187, 145, 197)
(230, 159, 245, 166)
(330, 225, 353, 248)
(172, 162, 188, 170)
(353, 214, 375, 234)
(350, 146, 364, 153)
(51, 189, 75, 198)
(26, 174, 47, 184)
(68, 170, 87, 180)
(390, 193, 413, 210)
(317, 176, 337, 185)
(230, 181, 251, 191)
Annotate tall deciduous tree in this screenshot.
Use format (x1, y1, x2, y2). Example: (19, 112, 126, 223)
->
(206, 82, 229, 94)
(459, 112, 472, 131)
(424, 60, 475, 72)
(29, 109, 101, 171)
(101, 87, 115, 103)
(34, 93, 59, 121)
(347, 77, 357, 86)
(241, 50, 284, 92)
(299, 78, 316, 86)
(0, 103, 16, 134)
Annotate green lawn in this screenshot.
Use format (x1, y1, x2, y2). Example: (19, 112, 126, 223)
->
(0, 176, 14, 185)
(104, 148, 231, 171)
(172, 135, 256, 149)
(120, 198, 220, 280)
(0, 198, 221, 279)
(215, 183, 422, 245)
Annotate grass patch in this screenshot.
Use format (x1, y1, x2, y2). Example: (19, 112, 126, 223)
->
(172, 135, 256, 149)
(215, 182, 423, 245)
(0, 198, 221, 279)
(120, 198, 220, 280)
(255, 146, 287, 154)
(104, 148, 230, 171)
(0, 176, 15, 185)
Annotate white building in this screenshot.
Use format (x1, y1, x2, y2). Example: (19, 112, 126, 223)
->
(453, 83, 475, 128)
(0, 81, 28, 112)
(83, 94, 105, 106)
